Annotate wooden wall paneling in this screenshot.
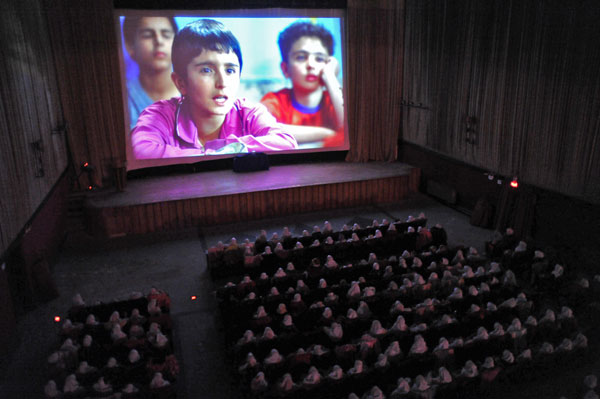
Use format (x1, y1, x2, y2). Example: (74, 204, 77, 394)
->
(295, 187, 303, 214)
(324, 184, 332, 209)
(248, 193, 256, 221)
(324, 183, 331, 209)
(234, 194, 243, 222)
(397, 177, 404, 200)
(359, 180, 365, 205)
(339, 182, 346, 208)
(186, 199, 197, 226)
(345, 182, 352, 207)
(332, 183, 339, 209)
(129, 205, 140, 235)
(343, 182, 350, 208)
(403, 175, 411, 198)
(86, 170, 423, 237)
(272, 190, 282, 216)
(231, 193, 240, 222)
(279, 188, 288, 215)
(314, 186, 322, 212)
(229, 194, 237, 223)
(180, 200, 189, 228)
(357, 181, 363, 206)
(303, 187, 310, 213)
(333, 182, 340, 207)
(264, 190, 273, 217)
(249, 191, 257, 221)
(285, 187, 294, 213)
(295, 188, 303, 214)
(376, 179, 384, 203)
(153, 203, 163, 232)
(403, 0, 600, 204)
(204, 198, 213, 225)
(166, 201, 176, 231)
(221, 194, 231, 223)
(143, 204, 154, 233)
(293, 187, 301, 214)
(0, 86, 21, 253)
(0, 0, 68, 255)
(194, 199, 204, 226)
(257, 191, 266, 220)
(253, 191, 262, 220)
(240, 193, 250, 221)
(385, 177, 393, 203)
(395, 177, 403, 201)
(176, 200, 185, 230)
(288, 187, 296, 214)
(226, 194, 235, 222)
(211, 196, 221, 224)
(190, 199, 200, 227)
(387, 178, 396, 203)
(199, 198, 208, 225)
(164, 202, 174, 231)
(312, 186, 318, 211)
(243, 193, 251, 222)
(135, 206, 146, 235)
(159, 203, 169, 231)
(304, 187, 312, 212)
(397, 177, 404, 201)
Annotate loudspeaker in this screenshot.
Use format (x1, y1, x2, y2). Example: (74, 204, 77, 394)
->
(233, 152, 270, 173)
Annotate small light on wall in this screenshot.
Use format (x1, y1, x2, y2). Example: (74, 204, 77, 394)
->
(87, 185, 94, 191)
(190, 295, 197, 301)
(81, 162, 95, 173)
(54, 316, 61, 323)
(510, 177, 519, 189)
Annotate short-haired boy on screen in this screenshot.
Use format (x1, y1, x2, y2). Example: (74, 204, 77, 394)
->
(123, 16, 180, 130)
(131, 19, 297, 159)
(261, 21, 344, 147)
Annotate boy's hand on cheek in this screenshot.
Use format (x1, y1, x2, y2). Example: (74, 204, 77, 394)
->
(321, 57, 340, 87)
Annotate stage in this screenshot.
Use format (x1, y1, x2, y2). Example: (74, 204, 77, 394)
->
(84, 162, 421, 238)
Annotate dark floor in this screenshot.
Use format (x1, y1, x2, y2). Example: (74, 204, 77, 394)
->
(0, 193, 598, 398)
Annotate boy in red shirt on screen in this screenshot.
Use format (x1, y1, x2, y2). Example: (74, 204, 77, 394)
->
(261, 21, 344, 148)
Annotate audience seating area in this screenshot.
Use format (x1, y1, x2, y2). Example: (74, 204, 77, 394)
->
(46, 288, 178, 398)
(207, 215, 591, 399)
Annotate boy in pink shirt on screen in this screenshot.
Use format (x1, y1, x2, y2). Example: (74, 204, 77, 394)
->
(131, 19, 297, 159)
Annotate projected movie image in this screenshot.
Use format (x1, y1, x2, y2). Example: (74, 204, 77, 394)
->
(118, 13, 347, 168)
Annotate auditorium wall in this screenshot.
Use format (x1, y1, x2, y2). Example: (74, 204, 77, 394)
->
(401, 0, 600, 206)
(0, 0, 69, 257)
(400, 142, 600, 273)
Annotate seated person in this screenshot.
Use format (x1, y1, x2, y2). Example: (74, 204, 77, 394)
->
(261, 21, 344, 147)
(123, 16, 180, 130)
(131, 19, 297, 159)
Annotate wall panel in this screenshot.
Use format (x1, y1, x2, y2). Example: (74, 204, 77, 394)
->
(0, 0, 68, 255)
(402, 0, 600, 204)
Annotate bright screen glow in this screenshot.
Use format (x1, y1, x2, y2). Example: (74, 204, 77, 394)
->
(115, 9, 348, 171)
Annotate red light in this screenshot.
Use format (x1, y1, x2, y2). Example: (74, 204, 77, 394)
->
(87, 185, 93, 190)
(190, 295, 197, 301)
(54, 316, 61, 323)
(510, 179, 519, 188)
(83, 162, 89, 167)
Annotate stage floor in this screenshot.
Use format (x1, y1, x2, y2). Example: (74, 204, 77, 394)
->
(87, 161, 417, 208)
